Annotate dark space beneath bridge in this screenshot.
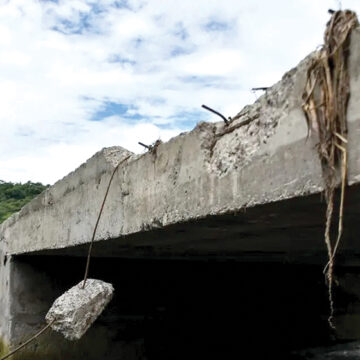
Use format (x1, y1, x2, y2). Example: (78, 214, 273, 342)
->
(16, 255, 348, 359)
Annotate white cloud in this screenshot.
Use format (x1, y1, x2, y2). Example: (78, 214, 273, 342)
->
(0, 0, 359, 184)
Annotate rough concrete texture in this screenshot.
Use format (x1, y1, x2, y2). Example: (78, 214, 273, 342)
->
(4, 28, 359, 257)
(0, 63, 319, 254)
(1, 27, 360, 359)
(46, 279, 114, 340)
(0, 59, 319, 255)
(0, 251, 10, 355)
(1, 31, 360, 259)
(5, 30, 360, 256)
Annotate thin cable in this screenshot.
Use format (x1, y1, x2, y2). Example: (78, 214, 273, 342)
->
(82, 155, 131, 288)
(0, 319, 56, 360)
(0, 156, 132, 360)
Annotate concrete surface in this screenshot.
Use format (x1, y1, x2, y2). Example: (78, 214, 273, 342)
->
(46, 279, 114, 340)
(0, 57, 324, 256)
(0, 250, 10, 358)
(1, 31, 360, 258)
(1, 25, 360, 360)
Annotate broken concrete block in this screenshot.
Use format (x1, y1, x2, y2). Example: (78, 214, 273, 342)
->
(45, 279, 114, 340)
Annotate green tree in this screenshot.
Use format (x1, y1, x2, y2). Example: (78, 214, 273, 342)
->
(0, 180, 49, 223)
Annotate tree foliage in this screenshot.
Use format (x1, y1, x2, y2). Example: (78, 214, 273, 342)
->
(0, 180, 48, 224)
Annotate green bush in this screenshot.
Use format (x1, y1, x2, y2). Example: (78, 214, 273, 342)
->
(0, 180, 49, 223)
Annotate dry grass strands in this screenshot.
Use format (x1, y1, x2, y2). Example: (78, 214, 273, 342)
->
(302, 10, 359, 329)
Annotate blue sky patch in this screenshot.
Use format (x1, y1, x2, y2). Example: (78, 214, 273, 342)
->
(91, 101, 142, 121)
(51, 3, 108, 35)
(170, 46, 191, 57)
(145, 97, 166, 106)
(88, 2, 106, 15)
(52, 16, 93, 35)
(133, 37, 144, 48)
(173, 22, 188, 40)
(15, 128, 34, 137)
(205, 20, 231, 32)
(179, 75, 223, 88)
(168, 110, 208, 129)
(113, 0, 131, 9)
(108, 55, 136, 65)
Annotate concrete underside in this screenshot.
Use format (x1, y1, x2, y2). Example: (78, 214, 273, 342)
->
(1, 27, 360, 360)
(29, 184, 360, 267)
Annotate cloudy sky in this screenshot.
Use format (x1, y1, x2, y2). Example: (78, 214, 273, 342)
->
(0, 0, 359, 184)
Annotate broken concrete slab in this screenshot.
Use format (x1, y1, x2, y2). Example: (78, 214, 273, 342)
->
(1, 24, 360, 360)
(45, 279, 114, 341)
(3, 27, 359, 259)
(0, 57, 321, 256)
(3, 31, 360, 257)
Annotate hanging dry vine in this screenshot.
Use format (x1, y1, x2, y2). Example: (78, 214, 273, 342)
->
(302, 10, 359, 328)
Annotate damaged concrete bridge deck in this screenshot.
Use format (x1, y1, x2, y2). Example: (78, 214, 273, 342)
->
(2, 26, 360, 360)
(4, 29, 360, 261)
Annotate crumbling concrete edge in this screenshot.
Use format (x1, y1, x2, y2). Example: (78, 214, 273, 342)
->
(1, 29, 360, 256)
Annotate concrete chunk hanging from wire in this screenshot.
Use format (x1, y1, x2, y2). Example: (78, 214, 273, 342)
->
(45, 279, 114, 341)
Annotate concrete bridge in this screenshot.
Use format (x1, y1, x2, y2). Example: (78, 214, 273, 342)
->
(1, 29, 360, 360)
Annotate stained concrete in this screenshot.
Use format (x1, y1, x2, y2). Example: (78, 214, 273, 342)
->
(0, 250, 10, 357)
(2, 32, 360, 258)
(0, 56, 325, 256)
(1, 26, 360, 360)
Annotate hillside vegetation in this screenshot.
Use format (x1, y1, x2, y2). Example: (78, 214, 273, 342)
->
(0, 180, 48, 224)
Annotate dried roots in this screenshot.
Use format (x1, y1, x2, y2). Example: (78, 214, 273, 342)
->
(302, 10, 358, 329)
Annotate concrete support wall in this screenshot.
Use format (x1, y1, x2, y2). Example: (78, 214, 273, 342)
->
(0, 251, 10, 357)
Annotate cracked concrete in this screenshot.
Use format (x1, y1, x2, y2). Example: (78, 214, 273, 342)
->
(1, 26, 360, 360)
(0, 49, 331, 256)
